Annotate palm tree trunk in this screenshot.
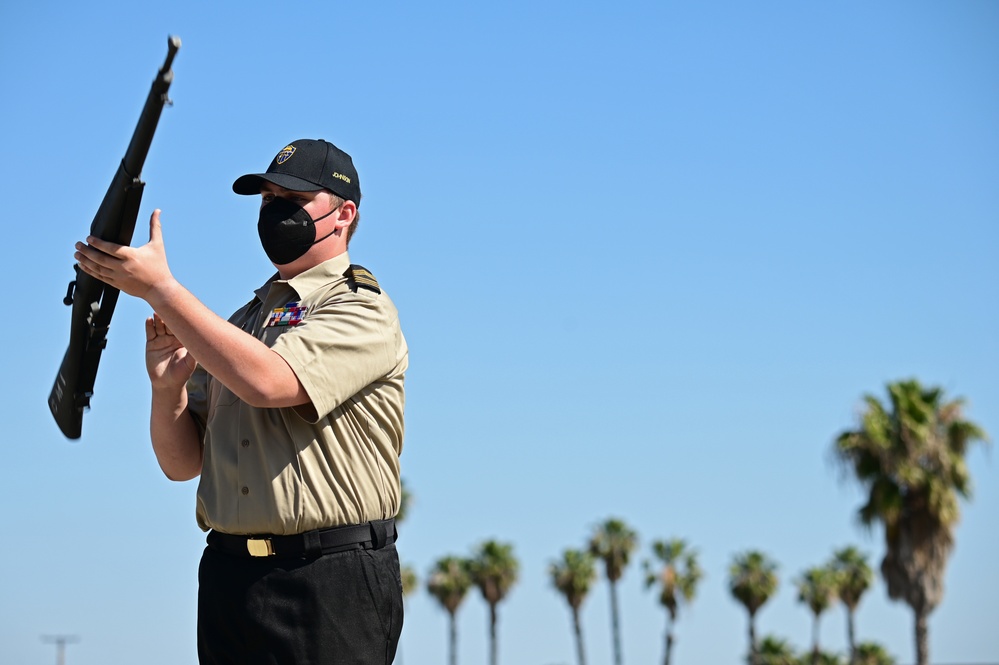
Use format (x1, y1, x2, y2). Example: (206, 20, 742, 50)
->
(914, 607, 929, 665)
(448, 610, 458, 665)
(747, 613, 757, 665)
(572, 606, 586, 665)
(489, 602, 498, 665)
(812, 614, 820, 665)
(663, 614, 675, 665)
(846, 608, 857, 665)
(610, 579, 624, 665)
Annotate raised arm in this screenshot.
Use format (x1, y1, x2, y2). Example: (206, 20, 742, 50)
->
(75, 209, 310, 409)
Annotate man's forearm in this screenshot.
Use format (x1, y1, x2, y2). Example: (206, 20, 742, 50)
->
(145, 278, 308, 408)
(151, 386, 203, 481)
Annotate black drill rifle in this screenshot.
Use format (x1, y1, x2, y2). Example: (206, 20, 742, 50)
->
(49, 36, 181, 440)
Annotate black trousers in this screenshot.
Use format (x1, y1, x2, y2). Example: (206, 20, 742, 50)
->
(197, 542, 403, 664)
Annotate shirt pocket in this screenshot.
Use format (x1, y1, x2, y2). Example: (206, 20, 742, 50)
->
(259, 323, 297, 347)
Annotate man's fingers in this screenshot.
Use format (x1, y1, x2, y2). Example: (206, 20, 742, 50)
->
(74, 251, 112, 286)
(146, 313, 174, 341)
(83, 235, 123, 256)
(152, 312, 166, 336)
(75, 241, 112, 266)
(82, 209, 161, 255)
(80, 210, 159, 258)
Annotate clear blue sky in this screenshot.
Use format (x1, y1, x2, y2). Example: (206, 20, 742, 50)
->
(1, 2, 996, 664)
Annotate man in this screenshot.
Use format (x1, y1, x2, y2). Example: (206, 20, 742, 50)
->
(74, 138, 408, 664)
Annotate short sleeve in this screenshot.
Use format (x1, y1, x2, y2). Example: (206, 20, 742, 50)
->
(269, 290, 403, 423)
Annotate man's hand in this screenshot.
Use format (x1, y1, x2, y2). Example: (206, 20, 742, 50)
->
(74, 209, 175, 300)
(147, 309, 204, 483)
(146, 312, 197, 390)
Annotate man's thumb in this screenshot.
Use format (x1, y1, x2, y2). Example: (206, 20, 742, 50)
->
(150, 209, 163, 242)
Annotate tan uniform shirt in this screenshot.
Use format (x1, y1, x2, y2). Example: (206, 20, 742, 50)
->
(186, 252, 407, 536)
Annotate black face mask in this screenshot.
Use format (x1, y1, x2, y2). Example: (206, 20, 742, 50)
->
(257, 197, 338, 265)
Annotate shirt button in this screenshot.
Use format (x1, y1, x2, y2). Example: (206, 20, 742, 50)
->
(241, 439, 250, 448)
(241, 486, 249, 495)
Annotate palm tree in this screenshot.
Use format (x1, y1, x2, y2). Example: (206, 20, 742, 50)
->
(395, 563, 418, 665)
(643, 538, 703, 665)
(795, 566, 838, 665)
(828, 546, 873, 664)
(427, 556, 473, 665)
(729, 550, 779, 665)
(469, 540, 519, 665)
(589, 518, 638, 665)
(805, 651, 845, 665)
(396, 477, 413, 523)
(854, 642, 896, 665)
(756, 635, 797, 665)
(401, 563, 418, 598)
(834, 379, 988, 665)
(549, 548, 597, 665)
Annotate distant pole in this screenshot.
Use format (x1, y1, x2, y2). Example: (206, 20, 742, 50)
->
(41, 635, 79, 665)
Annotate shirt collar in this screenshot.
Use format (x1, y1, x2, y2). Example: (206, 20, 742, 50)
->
(253, 252, 352, 303)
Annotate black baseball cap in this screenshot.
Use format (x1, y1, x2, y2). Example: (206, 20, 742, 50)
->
(232, 138, 361, 205)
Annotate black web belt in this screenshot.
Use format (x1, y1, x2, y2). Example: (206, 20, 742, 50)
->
(207, 518, 397, 559)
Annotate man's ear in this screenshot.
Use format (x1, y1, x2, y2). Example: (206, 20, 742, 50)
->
(335, 200, 357, 230)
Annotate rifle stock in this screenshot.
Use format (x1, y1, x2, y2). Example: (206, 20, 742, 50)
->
(49, 36, 181, 439)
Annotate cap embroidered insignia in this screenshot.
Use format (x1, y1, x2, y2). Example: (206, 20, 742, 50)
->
(275, 145, 296, 165)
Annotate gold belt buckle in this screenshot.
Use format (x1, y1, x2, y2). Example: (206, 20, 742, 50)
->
(247, 538, 275, 557)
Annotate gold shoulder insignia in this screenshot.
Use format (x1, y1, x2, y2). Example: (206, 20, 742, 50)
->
(345, 264, 381, 294)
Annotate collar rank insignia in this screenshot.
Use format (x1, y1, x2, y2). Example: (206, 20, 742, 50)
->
(345, 264, 381, 294)
(266, 301, 307, 327)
